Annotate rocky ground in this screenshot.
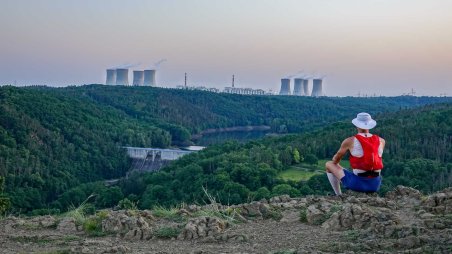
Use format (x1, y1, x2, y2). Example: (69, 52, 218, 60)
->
(0, 186, 451, 254)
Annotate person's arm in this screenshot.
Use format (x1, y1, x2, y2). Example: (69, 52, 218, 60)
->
(332, 137, 353, 164)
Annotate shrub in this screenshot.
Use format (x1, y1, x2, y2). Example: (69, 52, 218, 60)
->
(118, 198, 138, 210)
(153, 226, 181, 239)
(254, 187, 271, 200)
(272, 184, 300, 197)
(82, 211, 109, 237)
(299, 207, 307, 222)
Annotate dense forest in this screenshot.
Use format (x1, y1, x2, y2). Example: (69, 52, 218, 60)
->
(0, 85, 450, 214)
(54, 104, 452, 211)
(53, 85, 451, 134)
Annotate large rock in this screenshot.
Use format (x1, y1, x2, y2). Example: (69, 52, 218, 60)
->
(322, 203, 399, 232)
(305, 199, 338, 225)
(28, 215, 57, 228)
(234, 201, 273, 219)
(422, 188, 452, 215)
(177, 216, 227, 240)
(385, 185, 422, 207)
(57, 217, 79, 234)
(102, 211, 152, 240)
(269, 195, 291, 204)
(386, 186, 422, 199)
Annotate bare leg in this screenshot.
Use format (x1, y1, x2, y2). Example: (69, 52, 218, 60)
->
(325, 161, 345, 179)
(325, 161, 345, 195)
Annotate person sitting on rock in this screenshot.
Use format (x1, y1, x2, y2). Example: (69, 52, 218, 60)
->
(325, 112, 385, 195)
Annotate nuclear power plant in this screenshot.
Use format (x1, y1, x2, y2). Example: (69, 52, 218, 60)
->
(279, 76, 324, 97)
(105, 69, 116, 85)
(132, 71, 144, 86)
(293, 78, 305, 96)
(279, 78, 291, 95)
(311, 79, 323, 97)
(143, 70, 156, 87)
(105, 68, 158, 87)
(115, 69, 129, 86)
(302, 79, 309, 96)
(105, 65, 326, 97)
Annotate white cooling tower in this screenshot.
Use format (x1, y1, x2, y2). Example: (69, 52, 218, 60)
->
(116, 68, 129, 86)
(293, 78, 304, 96)
(302, 79, 309, 96)
(279, 78, 291, 95)
(106, 69, 116, 85)
(143, 70, 156, 86)
(133, 70, 144, 86)
(311, 79, 323, 97)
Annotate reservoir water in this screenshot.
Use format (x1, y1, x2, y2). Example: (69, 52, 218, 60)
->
(194, 130, 270, 146)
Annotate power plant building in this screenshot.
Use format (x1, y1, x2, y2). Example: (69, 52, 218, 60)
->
(311, 79, 324, 97)
(223, 87, 265, 95)
(293, 78, 305, 96)
(302, 79, 309, 96)
(279, 78, 291, 95)
(106, 69, 116, 85)
(132, 70, 144, 86)
(143, 70, 156, 86)
(116, 68, 129, 86)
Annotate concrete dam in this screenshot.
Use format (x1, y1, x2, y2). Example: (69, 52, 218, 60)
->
(124, 147, 195, 173)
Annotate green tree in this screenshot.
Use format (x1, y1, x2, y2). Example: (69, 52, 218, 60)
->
(279, 146, 294, 166)
(0, 177, 11, 214)
(254, 187, 271, 200)
(304, 154, 318, 165)
(96, 187, 124, 208)
(293, 148, 301, 164)
(272, 184, 300, 197)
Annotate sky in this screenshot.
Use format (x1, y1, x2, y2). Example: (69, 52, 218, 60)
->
(1, 0, 451, 96)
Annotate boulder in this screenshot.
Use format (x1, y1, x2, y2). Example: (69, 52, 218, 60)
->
(386, 186, 422, 200)
(177, 216, 227, 240)
(422, 188, 452, 215)
(101, 211, 152, 240)
(269, 195, 291, 204)
(57, 217, 79, 234)
(305, 200, 339, 225)
(322, 203, 399, 232)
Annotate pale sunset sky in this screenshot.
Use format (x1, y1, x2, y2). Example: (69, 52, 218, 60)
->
(1, 0, 451, 96)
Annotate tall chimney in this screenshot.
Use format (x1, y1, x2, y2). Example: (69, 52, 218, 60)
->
(115, 68, 129, 86)
(311, 79, 323, 97)
(132, 70, 144, 86)
(106, 69, 116, 85)
(143, 70, 156, 86)
(279, 78, 291, 95)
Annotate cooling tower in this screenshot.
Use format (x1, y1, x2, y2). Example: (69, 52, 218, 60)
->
(293, 78, 304, 96)
(132, 71, 144, 86)
(143, 70, 156, 86)
(311, 79, 323, 97)
(302, 79, 309, 96)
(116, 68, 129, 86)
(279, 78, 291, 95)
(106, 69, 116, 85)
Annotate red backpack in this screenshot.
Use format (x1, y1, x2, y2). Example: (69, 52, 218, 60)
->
(349, 134, 383, 171)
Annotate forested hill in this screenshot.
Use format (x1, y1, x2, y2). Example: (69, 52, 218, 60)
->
(115, 104, 452, 209)
(0, 85, 450, 213)
(49, 85, 450, 134)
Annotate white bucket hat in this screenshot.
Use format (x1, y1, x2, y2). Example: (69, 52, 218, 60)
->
(352, 112, 377, 130)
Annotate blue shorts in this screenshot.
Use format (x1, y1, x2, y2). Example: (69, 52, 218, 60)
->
(341, 169, 382, 193)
